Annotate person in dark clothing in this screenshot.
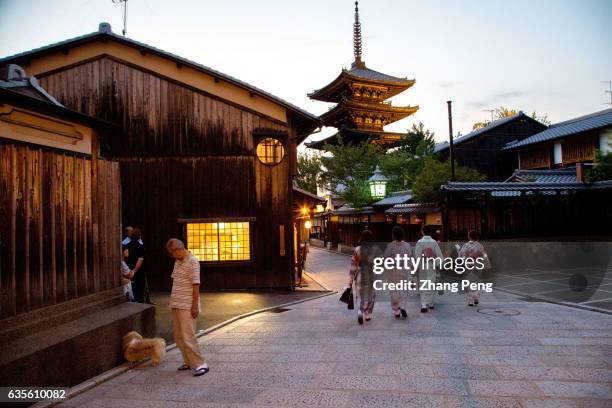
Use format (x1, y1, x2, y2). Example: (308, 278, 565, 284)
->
(126, 228, 146, 303)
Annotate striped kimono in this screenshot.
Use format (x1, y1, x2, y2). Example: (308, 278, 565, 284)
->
(350, 244, 382, 317)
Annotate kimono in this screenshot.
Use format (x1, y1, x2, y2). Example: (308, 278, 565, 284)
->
(383, 240, 412, 314)
(121, 260, 135, 302)
(458, 240, 485, 303)
(350, 243, 383, 317)
(414, 235, 444, 308)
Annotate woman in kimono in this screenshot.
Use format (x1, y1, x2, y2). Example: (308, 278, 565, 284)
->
(349, 229, 382, 325)
(458, 230, 486, 306)
(384, 226, 411, 319)
(414, 225, 444, 313)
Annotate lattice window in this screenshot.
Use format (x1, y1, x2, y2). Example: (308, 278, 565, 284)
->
(186, 222, 250, 262)
(256, 138, 285, 165)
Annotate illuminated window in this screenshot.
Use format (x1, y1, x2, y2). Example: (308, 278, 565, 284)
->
(186, 222, 250, 262)
(256, 138, 285, 165)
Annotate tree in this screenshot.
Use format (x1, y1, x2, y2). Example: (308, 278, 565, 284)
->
(296, 152, 322, 194)
(412, 157, 486, 203)
(587, 148, 612, 182)
(319, 137, 384, 208)
(379, 122, 435, 192)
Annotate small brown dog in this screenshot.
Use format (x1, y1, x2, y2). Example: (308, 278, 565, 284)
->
(122, 331, 166, 366)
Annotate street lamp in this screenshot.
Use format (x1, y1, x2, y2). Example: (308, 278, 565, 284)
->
(368, 165, 388, 199)
(304, 220, 312, 230)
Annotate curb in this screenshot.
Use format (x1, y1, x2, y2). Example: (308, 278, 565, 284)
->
(32, 290, 337, 408)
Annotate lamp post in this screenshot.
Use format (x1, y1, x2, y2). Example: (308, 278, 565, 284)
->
(368, 165, 388, 199)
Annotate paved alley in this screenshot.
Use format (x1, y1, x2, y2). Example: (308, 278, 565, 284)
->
(56, 248, 612, 408)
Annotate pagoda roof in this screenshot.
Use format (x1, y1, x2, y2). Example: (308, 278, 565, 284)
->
(320, 99, 418, 127)
(309, 64, 415, 102)
(305, 128, 405, 150)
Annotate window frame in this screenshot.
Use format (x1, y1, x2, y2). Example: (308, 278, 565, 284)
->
(254, 136, 286, 166)
(179, 217, 255, 265)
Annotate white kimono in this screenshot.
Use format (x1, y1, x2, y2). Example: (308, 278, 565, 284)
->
(458, 240, 485, 302)
(383, 240, 412, 313)
(414, 235, 444, 308)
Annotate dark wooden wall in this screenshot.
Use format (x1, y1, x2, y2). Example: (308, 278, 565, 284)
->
(518, 131, 599, 170)
(0, 142, 121, 319)
(438, 118, 547, 180)
(445, 191, 612, 239)
(38, 56, 295, 289)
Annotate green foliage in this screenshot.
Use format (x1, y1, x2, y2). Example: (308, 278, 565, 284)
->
(296, 152, 322, 193)
(587, 148, 612, 182)
(412, 157, 486, 203)
(316, 123, 437, 207)
(379, 122, 435, 193)
(319, 137, 384, 208)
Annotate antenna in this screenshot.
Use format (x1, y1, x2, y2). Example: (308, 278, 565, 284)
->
(602, 81, 612, 106)
(112, 0, 128, 36)
(482, 109, 495, 122)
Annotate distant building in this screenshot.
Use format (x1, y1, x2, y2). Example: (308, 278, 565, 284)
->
(306, 2, 418, 150)
(434, 112, 547, 180)
(440, 163, 611, 240)
(503, 108, 612, 170)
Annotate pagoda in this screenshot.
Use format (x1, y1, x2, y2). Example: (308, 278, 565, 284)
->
(306, 1, 418, 150)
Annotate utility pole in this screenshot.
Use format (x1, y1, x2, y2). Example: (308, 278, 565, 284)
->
(483, 109, 495, 122)
(603, 81, 612, 106)
(447, 101, 455, 182)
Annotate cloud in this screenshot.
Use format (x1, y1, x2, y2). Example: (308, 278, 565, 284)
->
(467, 90, 525, 109)
(438, 81, 460, 88)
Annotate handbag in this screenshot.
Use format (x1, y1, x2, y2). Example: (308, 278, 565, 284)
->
(339, 286, 352, 303)
(339, 286, 354, 309)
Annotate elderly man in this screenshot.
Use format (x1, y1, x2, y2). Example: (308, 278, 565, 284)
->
(166, 238, 209, 377)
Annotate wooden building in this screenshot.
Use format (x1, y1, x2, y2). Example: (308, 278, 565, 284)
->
(0, 23, 319, 290)
(306, 1, 418, 150)
(440, 176, 612, 240)
(434, 112, 547, 180)
(0, 64, 154, 387)
(503, 108, 612, 170)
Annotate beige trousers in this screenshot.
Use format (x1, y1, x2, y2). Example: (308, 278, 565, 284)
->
(172, 308, 205, 368)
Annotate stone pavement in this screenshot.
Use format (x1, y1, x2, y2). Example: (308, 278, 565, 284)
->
(57, 248, 612, 408)
(152, 288, 329, 343)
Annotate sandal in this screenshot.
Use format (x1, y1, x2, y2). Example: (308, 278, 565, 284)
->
(177, 364, 190, 371)
(193, 366, 210, 377)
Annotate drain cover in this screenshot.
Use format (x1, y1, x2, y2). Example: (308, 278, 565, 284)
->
(477, 308, 521, 316)
(268, 308, 291, 313)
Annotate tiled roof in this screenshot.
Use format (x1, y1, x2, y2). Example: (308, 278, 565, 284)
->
(332, 205, 375, 215)
(0, 23, 318, 124)
(347, 66, 412, 84)
(441, 181, 612, 192)
(292, 184, 325, 203)
(505, 168, 578, 184)
(503, 108, 612, 150)
(434, 112, 534, 153)
(372, 190, 412, 207)
(385, 202, 438, 215)
(0, 64, 62, 106)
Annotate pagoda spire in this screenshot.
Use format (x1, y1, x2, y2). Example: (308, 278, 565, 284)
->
(353, 1, 365, 68)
